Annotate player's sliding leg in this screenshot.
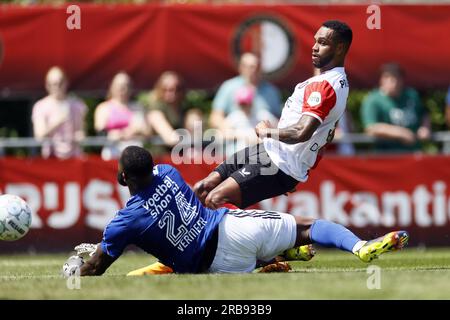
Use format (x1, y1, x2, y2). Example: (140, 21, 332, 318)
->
(127, 261, 173, 276)
(281, 216, 317, 261)
(204, 177, 242, 209)
(289, 217, 409, 262)
(356, 231, 409, 262)
(200, 143, 300, 209)
(283, 244, 316, 261)
(193, 171, 223, 205)
(197, 143, 258, 209)
(259, 244, 316, 266)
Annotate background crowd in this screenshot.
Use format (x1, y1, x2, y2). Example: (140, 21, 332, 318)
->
(10, 52, 450, 160)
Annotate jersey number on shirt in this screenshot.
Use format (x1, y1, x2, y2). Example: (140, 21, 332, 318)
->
(158, 210, 189, 247)
(175, 192, 197, 225)
(157, 191, 199, 249)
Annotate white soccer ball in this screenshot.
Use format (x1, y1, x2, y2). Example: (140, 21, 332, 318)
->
(0, 194, 32, 241)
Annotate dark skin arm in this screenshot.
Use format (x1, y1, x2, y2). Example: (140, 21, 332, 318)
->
(79, 245, 116, 276)
(255, 115, 321, 144)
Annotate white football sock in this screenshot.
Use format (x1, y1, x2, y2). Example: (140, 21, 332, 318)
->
(352, 240, 367, 254)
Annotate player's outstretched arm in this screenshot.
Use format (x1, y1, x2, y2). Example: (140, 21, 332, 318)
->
(79, 245, 116, 276)
(255, 115, 321, 144)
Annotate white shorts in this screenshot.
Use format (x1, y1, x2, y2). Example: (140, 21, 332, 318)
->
(207, 209, 297, 273)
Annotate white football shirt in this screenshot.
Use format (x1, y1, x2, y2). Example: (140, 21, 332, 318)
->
(263, 67, 349, 181)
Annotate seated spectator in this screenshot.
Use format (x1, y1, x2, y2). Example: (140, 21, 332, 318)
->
(223, 85, 277, 156)
(94, 72, 149, 160)
(142, 71, 202, 147)
(32, 66, 87, 159)
(361, 63, 431, 153)
(209, 52, 281, 131)
(333, 112, 356, 156)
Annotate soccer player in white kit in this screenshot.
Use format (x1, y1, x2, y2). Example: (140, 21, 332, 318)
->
(194, 20, 353, 209)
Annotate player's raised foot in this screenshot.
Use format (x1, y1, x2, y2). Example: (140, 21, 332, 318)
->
(283, 244, 316, 261)
(127, 261, 173, 276)
(356, 231, 409, 263)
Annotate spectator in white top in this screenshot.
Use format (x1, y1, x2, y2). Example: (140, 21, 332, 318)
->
(209, 52, 281, 132)
(32, 66, 87, 159)
(223, 85, 277, 156)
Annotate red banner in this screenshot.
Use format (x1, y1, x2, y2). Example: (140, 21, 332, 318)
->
(0, 3, 449, 95)
(0, 155, 450, 252)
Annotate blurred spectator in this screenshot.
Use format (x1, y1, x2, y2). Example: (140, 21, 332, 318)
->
(361, 63, 431, 152)
(333, 111, 356, 156)
(32, 66, 87, 159)
(94, 72, 149, 160)
(223, 85, 277, 155)
(209, 52, 281, 131)
(142, 71, 203, 147)
(446, 86, 450, 128)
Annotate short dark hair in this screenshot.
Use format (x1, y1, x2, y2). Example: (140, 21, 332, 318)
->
(380, 62, 404, 79)
(322, 20, 353, 51)
(119, 146, 154, 188)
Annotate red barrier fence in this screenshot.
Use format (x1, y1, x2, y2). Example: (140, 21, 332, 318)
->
(0, 155, 449, 252)
(0, 3, 449, 95)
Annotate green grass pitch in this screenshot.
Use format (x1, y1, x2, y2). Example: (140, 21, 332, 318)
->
(1, 248, 450, 299)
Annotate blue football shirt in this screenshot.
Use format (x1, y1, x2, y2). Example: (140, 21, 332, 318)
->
(101, 164, 228, 273)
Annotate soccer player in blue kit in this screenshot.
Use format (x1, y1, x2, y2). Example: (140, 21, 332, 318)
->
(63, 146, 408, 276)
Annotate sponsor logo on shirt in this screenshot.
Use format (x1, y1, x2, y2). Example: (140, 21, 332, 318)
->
(307, 91, 322, 107)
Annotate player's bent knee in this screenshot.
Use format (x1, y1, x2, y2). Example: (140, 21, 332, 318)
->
(193, 180, 204, 194)
(205, 190, 225, 209)
(200, 180, 214, 193)
(194, 175, 221, 195)
(204, 173, 223, 189)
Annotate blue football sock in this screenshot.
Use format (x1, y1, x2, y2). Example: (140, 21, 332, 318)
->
(310, 219, 361, 253)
